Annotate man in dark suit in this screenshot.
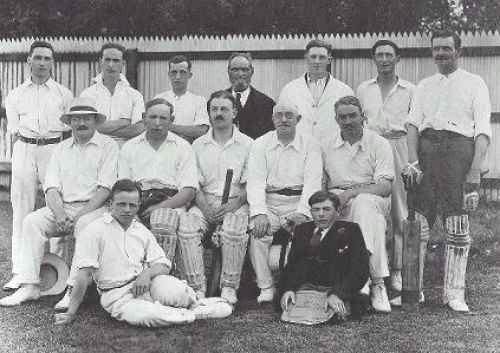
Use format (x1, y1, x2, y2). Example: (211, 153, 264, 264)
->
(279, 190, 370, 320)
(225, 52, 275, 139)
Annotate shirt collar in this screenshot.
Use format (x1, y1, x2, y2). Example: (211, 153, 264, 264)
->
(102, 212, 141, 229)
(232, 87, 250, 99)
(201, 126, 244, 146)
(70, 131, 104, 147)
(270, 130, 304, 152)
(306, 72, 329, 85)
(92, 73, 130, 86)
(367, 76, 413, 89)
(332, 129, 366, 150)
(137, 131, 178, 144)
(26, 77, 59, 91)
(438, 67, 462, 80)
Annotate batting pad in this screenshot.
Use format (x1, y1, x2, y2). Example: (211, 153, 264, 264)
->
(177, 213, 206, 291)
(150, 208, 179, 263)
(149, 275, 197, 308)
(220, 213, 249, 289)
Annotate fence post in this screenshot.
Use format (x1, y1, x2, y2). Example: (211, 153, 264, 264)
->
(125, 49, 139, 89)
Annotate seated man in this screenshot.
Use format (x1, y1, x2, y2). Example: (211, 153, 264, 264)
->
(247, 102, 323, 303)
(322, 96, 395, 313)
(54, 179, 232, 327)
(187, 91, 254, 304)
(55, 97, 198, 311)
(0, 97, 118, 306)
(280, 190, 369, 324)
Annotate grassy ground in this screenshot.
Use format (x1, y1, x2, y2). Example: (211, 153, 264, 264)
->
(0, 190, 499, 353)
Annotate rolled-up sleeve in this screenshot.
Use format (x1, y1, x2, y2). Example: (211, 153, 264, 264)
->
(130, 90, 145, 124)
(5, 90, 20, 135)
(177, 144, 199, 190)
(145, 232, 171, 268)
(74, 227, 100, 269)
(246, 141, 268, 217)
(472, 77, 492, 140)
(374, 138, 395, 183)
(194, 97, 210, 126)
(43, 144, 63, 193)
(405, 83, 425, 129)
(97, 139, 119, 190)
(297, 141, 323, 217)
(118, 143, 133, 180)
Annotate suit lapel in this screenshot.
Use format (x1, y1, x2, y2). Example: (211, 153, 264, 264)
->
(318, 74, 337, 106)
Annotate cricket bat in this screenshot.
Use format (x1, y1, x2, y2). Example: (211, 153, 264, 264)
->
(401, 187, 421, 306)
(207, 169, 233, 296)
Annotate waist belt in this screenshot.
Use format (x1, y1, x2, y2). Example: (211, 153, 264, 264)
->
(19, 131, 72, 145)
(381, 130, 406, 139)
(421, 129, 471, 143)
(266, 188, 302, 196)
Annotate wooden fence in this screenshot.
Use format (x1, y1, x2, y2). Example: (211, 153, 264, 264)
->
(1, 32, 500, 200)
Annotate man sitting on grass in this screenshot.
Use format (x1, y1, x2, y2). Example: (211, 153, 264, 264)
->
(279, 190, 369, 324)
(54, 179, 232, 327)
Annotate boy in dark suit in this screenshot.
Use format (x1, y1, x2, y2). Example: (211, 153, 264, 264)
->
(279, 190, 369, 321)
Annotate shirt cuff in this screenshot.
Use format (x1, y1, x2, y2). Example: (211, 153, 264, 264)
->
(249, 205, 267, 218)
(76, 259, 99, 269)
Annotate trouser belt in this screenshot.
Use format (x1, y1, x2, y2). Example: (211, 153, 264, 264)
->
(19, 131, 72, 145)
(266, 188, 302, 196)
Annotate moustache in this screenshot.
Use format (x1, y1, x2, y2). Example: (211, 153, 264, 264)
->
(214, 115, 224, 120)
(435, 55, 448, 60)
(76, 126, 89, 130)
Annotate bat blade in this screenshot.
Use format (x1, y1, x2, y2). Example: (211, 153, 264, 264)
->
(401, 217, 421, 305)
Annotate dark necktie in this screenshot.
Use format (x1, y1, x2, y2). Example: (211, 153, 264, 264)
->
(310, 229, 323, 254)
(234, 92, 242, 128)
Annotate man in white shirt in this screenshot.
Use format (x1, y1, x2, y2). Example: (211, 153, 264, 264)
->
(322, 96, 395, 313)
(53, 179, 232, 327)
(0, 97, 118, 307)
(154, 55, 210, 142)
(81, 43, 145, 147)
(247, 102, 323, 303)
(4, 41, 73, 291)
(278, 39, 353, 141)
(357, 39, 415, 295)
(188, 90, 254, 304)
(403, 30, 491, 312)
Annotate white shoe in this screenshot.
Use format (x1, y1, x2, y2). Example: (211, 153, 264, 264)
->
(391, 271, 402, 292)
(447, 298, 470, 312)
(371, 283, 391, 313)
(3, 275, 21, 291)
(0, 285, 40, 306)
(389, 292, 425, 307)
(192, 298, 233, 320)
(360, 279, 371, 296)
(257, 287, 275, 303)
(54, 287, 72, 312)
(221, 287, 238, 305)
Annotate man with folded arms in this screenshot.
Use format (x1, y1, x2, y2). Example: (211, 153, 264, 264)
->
(154, 55, 210, 142)
(322, 96, 395, 313)
(280, 190, 369, 323)
(0, 97, 118, 306)
(188, 90, 253, 304)
(53, 179, 232, 327)
(4, 40, 73, 291)
(247, 102, 323, 303)
(81, 42, 145, 146)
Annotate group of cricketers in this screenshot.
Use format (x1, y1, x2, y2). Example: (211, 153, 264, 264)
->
(0, 28, 491, 327)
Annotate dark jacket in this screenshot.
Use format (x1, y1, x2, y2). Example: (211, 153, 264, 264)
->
(279, 221, 370, 302)
(225, 86, 275, 139)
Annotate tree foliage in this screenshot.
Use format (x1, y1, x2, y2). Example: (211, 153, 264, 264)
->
(0, 0, 498, 38)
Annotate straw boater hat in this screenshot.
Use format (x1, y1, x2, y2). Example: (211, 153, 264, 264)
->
(60, 97, 107, 125)
(39, 253, 70, 296)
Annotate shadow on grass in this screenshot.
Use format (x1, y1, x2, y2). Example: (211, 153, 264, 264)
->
(0, 194, 499, 353)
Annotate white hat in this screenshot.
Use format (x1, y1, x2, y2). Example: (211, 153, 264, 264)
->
(39, 253, 70, 297)
(60, 97, 107, 125)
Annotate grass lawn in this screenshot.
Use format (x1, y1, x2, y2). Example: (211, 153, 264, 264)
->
(0, 190, 499, 353)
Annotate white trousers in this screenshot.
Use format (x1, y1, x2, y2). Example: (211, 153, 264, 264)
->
(387, 137, 409, 271)
(249, 194, 300, 289)
(335, 193, 390, 279)
(100, 276, 196, 327)
(10, 141, 55, 275)
(17, 204, 106, 284)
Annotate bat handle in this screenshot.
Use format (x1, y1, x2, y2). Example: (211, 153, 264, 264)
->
(407, 188, 416, 221)
(221, 169, 233, 205)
